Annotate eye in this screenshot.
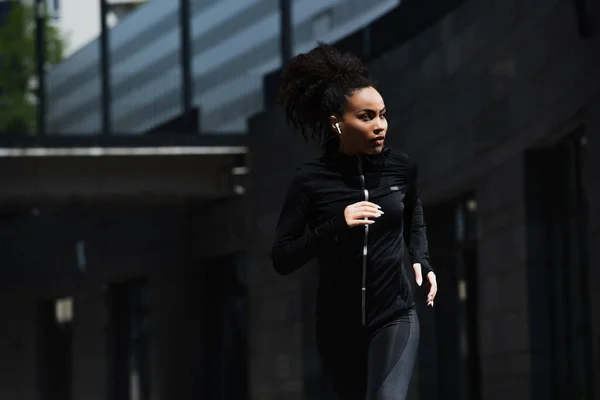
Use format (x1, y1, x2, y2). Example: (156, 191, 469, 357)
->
(380, 113, 387, 119)
(360, 114, 371, 121)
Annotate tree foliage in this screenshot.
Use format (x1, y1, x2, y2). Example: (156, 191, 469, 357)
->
(0, 1, 65, 134)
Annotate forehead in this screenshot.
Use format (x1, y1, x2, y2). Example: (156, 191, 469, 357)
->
(344, 86, 385, 112)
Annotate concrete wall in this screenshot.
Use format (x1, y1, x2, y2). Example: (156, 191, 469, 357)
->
(247, 0, 600, 399)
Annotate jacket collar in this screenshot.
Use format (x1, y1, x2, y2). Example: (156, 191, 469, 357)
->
(323, 140, 391, 173)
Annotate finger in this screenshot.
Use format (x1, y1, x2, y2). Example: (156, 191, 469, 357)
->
(354, 211, 383, 220)
(353, 205, 383, 214)
(413, 263, 422, 286)
(427, 283, 438, 305)
(350, 210, 382, 221)
(427, 286, 437, 302)
(356, 201, 381, 210)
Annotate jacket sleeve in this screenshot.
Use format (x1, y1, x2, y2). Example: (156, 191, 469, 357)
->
(271, 172, 351, 276)
(403, 161, 434, 276)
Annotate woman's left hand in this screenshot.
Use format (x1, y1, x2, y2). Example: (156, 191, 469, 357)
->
(413, 263, 438, 307)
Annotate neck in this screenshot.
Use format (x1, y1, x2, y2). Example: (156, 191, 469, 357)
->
(338, 141, 359, 156)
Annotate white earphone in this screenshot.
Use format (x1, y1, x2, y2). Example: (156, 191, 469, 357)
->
(335, 122, 341, 134)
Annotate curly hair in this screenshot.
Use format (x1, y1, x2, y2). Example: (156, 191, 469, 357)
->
(277, 42, 374, 149)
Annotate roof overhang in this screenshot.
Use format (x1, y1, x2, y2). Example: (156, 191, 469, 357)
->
(0, 134, 248, 202)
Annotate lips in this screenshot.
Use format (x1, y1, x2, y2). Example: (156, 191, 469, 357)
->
(373, 136, 385, 144)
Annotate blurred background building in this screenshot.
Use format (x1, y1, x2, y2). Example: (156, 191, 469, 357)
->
(45, 0, 399, 134)
(0, 0, 599, 400)
(0, 0, 146, 56)
(52, 0, 148, 58)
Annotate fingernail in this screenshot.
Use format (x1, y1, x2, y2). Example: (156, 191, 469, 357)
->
(376, 205, 381, 209)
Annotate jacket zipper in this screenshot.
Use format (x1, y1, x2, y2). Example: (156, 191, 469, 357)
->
(358, 157, 368, 327)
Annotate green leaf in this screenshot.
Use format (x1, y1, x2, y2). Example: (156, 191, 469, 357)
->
(0, 1, 66, 134)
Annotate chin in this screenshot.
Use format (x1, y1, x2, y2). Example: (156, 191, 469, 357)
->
(366, 145, 384, 155)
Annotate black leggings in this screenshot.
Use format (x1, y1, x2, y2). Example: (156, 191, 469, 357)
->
(316, 308, 419, 400)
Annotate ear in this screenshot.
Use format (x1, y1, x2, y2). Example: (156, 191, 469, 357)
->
(329, 115, 341, 134)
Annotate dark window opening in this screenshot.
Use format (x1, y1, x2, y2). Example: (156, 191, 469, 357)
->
(419, 194, 480, 400)
(203, 254, 249, 400)
(573, 0, 591, 38)
(37, 296, 74, 400)
(526, 129, 592, 399)
(106, 279, 150, 400)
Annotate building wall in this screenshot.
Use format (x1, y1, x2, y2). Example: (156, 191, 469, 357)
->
(46, 0, 400, 134)
(476, 155, 531, 398)
(0, 197, 246, 400)
(247, 0, 600, 399)
(246, 109, 321, 400)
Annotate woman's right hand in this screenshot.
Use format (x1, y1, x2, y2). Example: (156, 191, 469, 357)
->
(344, 201, 383, 227)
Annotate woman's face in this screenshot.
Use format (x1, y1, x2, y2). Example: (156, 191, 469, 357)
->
(333, 86, 388, 155)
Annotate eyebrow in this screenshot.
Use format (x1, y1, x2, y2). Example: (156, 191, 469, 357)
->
(357, 107, 386, 113)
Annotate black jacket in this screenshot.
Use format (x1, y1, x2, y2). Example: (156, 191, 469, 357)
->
(271, 147, 433, 328)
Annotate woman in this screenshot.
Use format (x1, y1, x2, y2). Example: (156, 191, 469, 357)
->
(271, 43, 438, 400)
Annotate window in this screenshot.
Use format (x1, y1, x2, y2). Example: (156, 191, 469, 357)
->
(106, 279, 150, 400)
(417, 195, 481, 400)
(37, 296, 74, 400)
(203, 254, 249, 399)
(452, 196, 480, 400)
(526, 129, 593, 398)
(573, 0, 591, 37)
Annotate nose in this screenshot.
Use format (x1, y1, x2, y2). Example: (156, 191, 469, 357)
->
(374, 118, 386, 134)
